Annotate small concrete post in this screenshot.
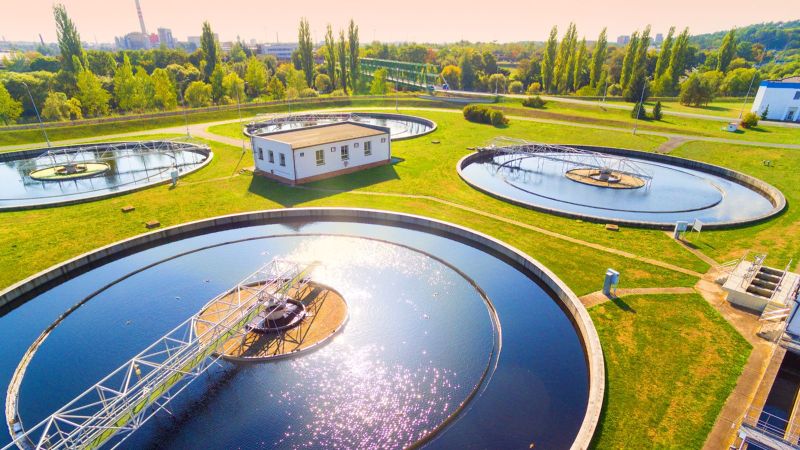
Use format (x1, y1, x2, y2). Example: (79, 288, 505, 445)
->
(170, 167, 179, 187)
(603, 269, 620, 297)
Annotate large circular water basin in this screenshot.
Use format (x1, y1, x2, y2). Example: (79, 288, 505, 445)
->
(0, 140, 212, 210)
(246, 112, 436, 141)
(0, 209, 601, 449)
(458, 145, 784, 228)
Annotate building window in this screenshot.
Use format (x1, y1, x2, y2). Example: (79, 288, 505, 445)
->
(279, 153, 286, 167)
(364, 141, 372, 156)
(354, 142, 359, 148)
(299, 152, 304, 157)
(340, 145, 349, 160)
(794, 91, 800, 100)
(268, 150, 274, 163)
(316, 149, 325, 166)
(258, 148, 263, 160)
(331, 146, 336, 152)
(381, 137, 387, 143)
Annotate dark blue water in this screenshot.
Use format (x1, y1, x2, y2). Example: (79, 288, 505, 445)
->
(461, 153, 775, 225)
(0, 145, 208, 209)
(250, 116, 433, 140)
(0, 221, 588, 449)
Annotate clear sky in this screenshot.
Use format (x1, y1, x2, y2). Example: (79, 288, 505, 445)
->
(1, 0, 797, 44)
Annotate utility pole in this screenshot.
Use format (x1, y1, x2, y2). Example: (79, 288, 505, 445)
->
(632, 76, 650, 135)
(22, 81, 50, 147)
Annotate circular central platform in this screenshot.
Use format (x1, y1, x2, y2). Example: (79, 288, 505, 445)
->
(565, 168, 645, 189)
(195, 282, 348, 361)
(29, 162, 110, 181)
(458, 146, 784, 228)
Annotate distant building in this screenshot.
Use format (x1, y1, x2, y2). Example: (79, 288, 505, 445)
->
(251, 122, 391, 185)
(654, 33, 664, 45)
(616, 35, 630, 45)
(751, 77, 800, 123)
(187, 33, 218, 47)
(259, 42, 298, 60)
(157, 28, 175, 48)
(117, 32, 149, 50)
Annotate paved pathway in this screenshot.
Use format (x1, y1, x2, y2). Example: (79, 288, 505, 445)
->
(655, 136, 690, 154)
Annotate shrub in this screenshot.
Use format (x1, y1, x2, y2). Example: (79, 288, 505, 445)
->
(741, 112, 759, 129)
(651, 101, 663, 121)
(760, 105, 769, 120)
(463, 104, 508, 126)
(508, 81, 524, 94)
(299, 88, 319, 98)
(631, 102, 647, 120)
(575, 85, 597, 97)
(526, 82, 541, 94)
(522, 96, 547, 108)
(330, 89, 347, 97)
(607, 83, 623, 96)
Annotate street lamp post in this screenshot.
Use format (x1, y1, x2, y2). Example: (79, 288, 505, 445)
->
(738, 65, 761, 119)
(235, 81, 247, 154)
(22, 81, 51, 148)
(179, 81, 190, 138)
(632, 76, 650, 135)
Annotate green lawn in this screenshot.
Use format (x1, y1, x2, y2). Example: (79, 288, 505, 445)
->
(672, 141, 800, 269)
(603, 98, 749, 119)
(590, 293, 751, 449)
(1, 103, 777, 449)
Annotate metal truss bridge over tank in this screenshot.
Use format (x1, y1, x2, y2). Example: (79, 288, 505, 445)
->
(3, 259, 318, 450)
(360, 58, 439, 90)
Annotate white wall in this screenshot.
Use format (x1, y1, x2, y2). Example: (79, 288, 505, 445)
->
(751, 83, 800, 122)
(291, 133, 390, 181)
(251, 137, 296, 180)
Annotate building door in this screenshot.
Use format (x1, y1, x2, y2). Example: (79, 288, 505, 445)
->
(786, 108, 798, 122)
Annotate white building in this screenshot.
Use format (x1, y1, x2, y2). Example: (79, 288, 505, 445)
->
(250, 122, 391, 185)
(751, 76, 800, 123)
(259, 43, 298, 60)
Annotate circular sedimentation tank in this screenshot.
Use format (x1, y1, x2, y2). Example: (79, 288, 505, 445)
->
(0, 140, 212, 211)
(458, 144, 785, 228)
(0, 208, 602, 450)
(245, 112, 437, 141)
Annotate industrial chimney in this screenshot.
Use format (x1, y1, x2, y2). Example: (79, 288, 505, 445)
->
(134, 0, 148, 36)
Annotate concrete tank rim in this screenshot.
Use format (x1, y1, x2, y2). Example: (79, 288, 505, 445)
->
(0, 207, 603, 450)
(243, 111, 437, 141)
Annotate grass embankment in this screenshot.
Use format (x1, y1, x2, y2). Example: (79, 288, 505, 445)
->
(672, 141, 800, 268)
(590, 293, 751, 449)
(496, 97, 800, 145)
(602, 98, 749, 119)
(0, 96, 457, 148)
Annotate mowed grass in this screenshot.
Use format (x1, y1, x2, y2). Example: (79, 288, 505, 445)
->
(210, 108, 709, 274)
(603, 98, 748, 119)
(672, 141, 800, 268)
(589, 293, 751, 449)
(497, 97, 800, 145)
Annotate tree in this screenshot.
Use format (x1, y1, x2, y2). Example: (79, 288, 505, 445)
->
(0, 83, 23, 124)
(369, 68, 389, 95)
(654, 27, 675, 79)
(266, 76, 285, 100)
(716, 29, 738, 73)
(87, 51, 116, 77)
(487, 73, 507, 93)
(223, 72, 245, 103)
(210, 65, 226, 103)
(41, 91, 82, 121)
(589, 28, 607, 88)
(651, 101, 663, 120)
(459, 51, 476, 90)
(760, 105, 769, 120)
(324, 25, 337, 89)
(666, 28, 691, 87)
(554, 23, 577, 93)
(620, 31, 640, 89)
(347, 20, 360, 93)
(53, 3, 84, 73)
(298, 18, 315, 88)
(113, 55, 136, 112)
(623, 26, 651, 102)
(508, 80, 524, 94)
(631, 102, 647, 120)
(337, 30, 348, 94)
(679, 72, 715, 106)
(200, 21, 219, 81)
(482, 51, 498, 75)
(440, 65, 461, 89)
(151, 68, 177, 110)
(541, 26, 558, 93)
(244, 56, 268, 98)
(184, 81, 212, 107)
(132, 67, 155, 112)
(573, 38, 589, 91)
(314, 74, 332, 93)
(74, 62, 109, 116)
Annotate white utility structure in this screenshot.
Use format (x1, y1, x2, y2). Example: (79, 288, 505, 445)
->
(751, 76, 800, 123)
(721, 252, 800, 315)
(250, 121, 391, 185)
